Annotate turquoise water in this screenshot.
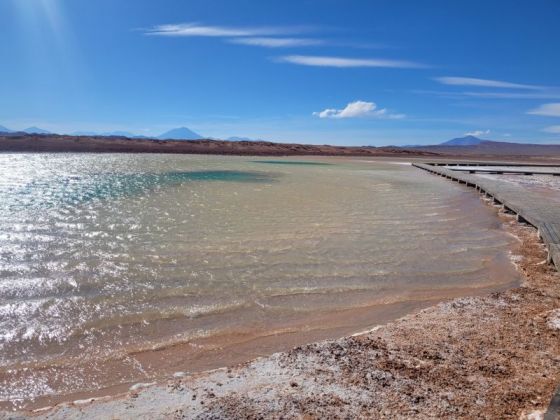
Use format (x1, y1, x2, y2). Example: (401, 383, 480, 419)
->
(11, 170, 275, 209)
(252, 160, 333, 166)
(0, 153, 520, 408)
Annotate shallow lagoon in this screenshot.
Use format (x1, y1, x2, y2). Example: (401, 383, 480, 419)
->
(0, 154, 519, 408)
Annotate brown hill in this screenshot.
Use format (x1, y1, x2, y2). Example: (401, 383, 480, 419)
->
(0, 133, 437, 157)
(408, 140, 560, 158)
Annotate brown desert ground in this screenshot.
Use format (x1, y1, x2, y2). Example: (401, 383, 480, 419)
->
(3, 133, 560, 161)
(0, 133, 436, 156)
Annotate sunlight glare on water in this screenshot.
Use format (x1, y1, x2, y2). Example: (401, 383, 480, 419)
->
(0, 153, 519, 407)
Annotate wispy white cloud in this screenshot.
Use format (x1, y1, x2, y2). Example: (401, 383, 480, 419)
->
(145, 23, 300, 37)
(414, 90, 560, 100)
(277, 55, 426, 68)
(463, 91, 560, 99)
(313, 100, 404, 119)
(542, 125, 560, 134)
(464, 129, 490, 137)
(527, 103, 560, 117)
(228, 37, 323, 48)
(434, 76, 542, 90)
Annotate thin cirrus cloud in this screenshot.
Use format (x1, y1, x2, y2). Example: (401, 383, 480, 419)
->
(145, 23, 325, 49)
(434, 76, 543, 90)
(228, 37, 323, 48)
(414, 90, 560, 100)
(542, 125, 560, 134)
(463, 91, 560, 99)
(313, 100, 405, 119)
(527, 104, 560, 136)
(277, 55, 426, 69)
(145, 23, 427, 69)
(145, 23, 305, 37)
(527, 103, 560, 117)
(464, 129, 490, 137)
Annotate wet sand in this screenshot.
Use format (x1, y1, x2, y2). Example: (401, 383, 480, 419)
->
(12, 206, 560, 419)
(2, 282, 516, 413)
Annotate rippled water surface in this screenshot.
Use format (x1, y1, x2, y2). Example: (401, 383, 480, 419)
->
(0, 154, 520, 408)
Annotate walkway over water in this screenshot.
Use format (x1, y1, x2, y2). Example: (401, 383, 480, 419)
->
(431, 161, 560, 168)
(449, 167, 560, 176)
(413, 162, 560, 271)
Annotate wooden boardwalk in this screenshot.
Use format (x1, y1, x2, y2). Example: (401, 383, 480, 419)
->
(413, 162, 560, 271)
(413, 161, 560, 418)
(431, 161, 560, 168)
(449, 167, 560, 176)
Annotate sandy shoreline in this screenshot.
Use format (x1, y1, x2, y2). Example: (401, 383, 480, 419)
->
(6, 205, 558, 419)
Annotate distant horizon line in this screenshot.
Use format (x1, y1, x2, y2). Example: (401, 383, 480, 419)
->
(3, 125, 560, 147)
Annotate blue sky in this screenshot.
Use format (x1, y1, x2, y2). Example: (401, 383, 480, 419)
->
(1, 0, 560, 145)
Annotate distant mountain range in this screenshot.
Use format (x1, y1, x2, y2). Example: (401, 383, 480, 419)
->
(71, 131, 98, 136)
(0, 124, 268, 143)
(72, 130, 149, 138)
(23, 126, 52, 134)
(439, 135, 489, 146)
(157, 127, 203, 140)
(402, 135, 490, 148)
(401, 135, 560, 157)
(0, 124, 203, 140)
(73, 127, 204, 140)
(226, 136, 262, 142)
(0, 125, 52, 134)
(2, 127, 560, 157)
(2, 126, 557, 155)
